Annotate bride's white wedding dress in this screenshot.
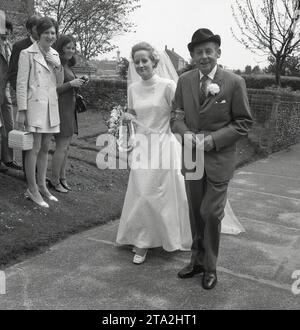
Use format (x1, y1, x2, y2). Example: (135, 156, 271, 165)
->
(116, 74, 244, 251)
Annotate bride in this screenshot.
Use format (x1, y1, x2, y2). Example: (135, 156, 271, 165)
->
(116, 42, 244, 264)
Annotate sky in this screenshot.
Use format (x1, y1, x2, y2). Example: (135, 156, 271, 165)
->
(99, 0, 269, 70)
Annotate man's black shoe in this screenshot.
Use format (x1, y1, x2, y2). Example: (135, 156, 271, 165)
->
(178, 265, 205, 279)
(202, 271, 217, 290)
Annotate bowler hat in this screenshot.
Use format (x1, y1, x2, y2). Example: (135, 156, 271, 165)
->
(188, 28, 221, 52)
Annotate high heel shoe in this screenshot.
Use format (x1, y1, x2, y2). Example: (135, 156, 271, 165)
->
(133, 249, 148, 265)
(60, 178, 72, 191)
(38, 186, 58, 202)
(48, 180, 68, 193)
(25, 189, 49, 208)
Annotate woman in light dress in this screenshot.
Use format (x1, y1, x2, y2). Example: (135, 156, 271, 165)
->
(16, 17, 63, 208)
(116, 42, 244, 264)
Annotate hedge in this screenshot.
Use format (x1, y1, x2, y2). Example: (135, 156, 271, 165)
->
(241, 74, 300, 91)
(87, 73, 300, 92)
(89, 78, 127, 89)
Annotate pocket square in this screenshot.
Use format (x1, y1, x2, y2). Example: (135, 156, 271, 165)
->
(216, 100, 226, 104)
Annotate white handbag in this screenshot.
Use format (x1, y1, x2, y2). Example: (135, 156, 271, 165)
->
(8, 130, 33, 150)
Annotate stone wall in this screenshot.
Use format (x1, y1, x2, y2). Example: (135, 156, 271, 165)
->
(0, 0, 34, 41)
(248, 89, 300, 153)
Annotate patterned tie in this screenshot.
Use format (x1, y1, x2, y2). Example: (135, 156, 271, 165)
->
(199, 75, 209, 106)
(3, 41, 10, 62)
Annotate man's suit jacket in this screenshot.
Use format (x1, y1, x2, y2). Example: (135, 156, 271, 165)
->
(171, 66, 253, 182)
(0, 40, 12, 105)
(8, 36, 33, 91)
(17, 42, 63, 129)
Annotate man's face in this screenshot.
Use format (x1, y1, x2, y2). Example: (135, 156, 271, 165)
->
(0, 27, 12, 41)
(191, 42, 221, 75)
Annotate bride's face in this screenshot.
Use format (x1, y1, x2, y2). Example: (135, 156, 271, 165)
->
(133, 50, 155, 80)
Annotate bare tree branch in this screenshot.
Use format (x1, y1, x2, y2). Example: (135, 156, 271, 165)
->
(231, 0, 300, 85)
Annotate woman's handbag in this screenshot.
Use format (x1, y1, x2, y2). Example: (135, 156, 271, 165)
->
(8, 130, 33, 150)
(75, 93, 87, 113)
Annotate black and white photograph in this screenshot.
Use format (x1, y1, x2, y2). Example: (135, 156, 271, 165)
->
(0, 0, 299, 313)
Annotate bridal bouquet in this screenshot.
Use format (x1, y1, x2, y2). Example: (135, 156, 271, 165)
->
(107, 105, 126, 140)
(107, 105, 135, 152)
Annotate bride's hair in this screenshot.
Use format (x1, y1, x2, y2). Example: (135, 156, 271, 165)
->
(131, 42, 160, 68)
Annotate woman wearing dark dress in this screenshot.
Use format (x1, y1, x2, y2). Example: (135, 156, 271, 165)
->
(51, 35, 86, 193)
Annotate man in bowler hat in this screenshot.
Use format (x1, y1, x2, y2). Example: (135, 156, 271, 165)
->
(171, 28, 253, 289)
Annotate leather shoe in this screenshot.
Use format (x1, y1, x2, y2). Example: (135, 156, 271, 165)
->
(4, 161, 22, 171)
(177, 264, 205, 279)
(60, 178, 72, 191)
(48, 180, 68, 193)
(202, 271, 217, 290)
(0, 162, 8, 173)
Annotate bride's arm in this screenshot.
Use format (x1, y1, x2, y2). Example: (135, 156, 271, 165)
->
(125, 85, 137, 119)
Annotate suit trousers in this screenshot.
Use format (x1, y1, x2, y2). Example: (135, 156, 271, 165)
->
(185, 171, 229, 272)
(0, 85, 14, 163)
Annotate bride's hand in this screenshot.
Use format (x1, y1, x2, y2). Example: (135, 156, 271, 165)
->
(122, 112, 136, 123)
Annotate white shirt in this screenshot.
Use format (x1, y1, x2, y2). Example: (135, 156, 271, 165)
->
(30, 36, 36, 44)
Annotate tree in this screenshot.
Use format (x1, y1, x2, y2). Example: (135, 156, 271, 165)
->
(252, 65, 262, 74)
(265, 54, 300, 76)
(245, 65, 252, 74)
(234, 69, 242, 75)
(231, 0, 300, 86)
(117, 57, 129, 80)
(36, 0, 140, 59)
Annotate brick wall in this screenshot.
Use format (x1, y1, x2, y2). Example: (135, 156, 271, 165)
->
(0, 0, 34, 41)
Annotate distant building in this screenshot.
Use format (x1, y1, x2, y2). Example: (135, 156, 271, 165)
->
(0, 0, 34, 41)
(165, 45, 186, 71)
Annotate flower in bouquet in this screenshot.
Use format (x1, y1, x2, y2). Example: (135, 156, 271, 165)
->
(107, 105, 126, 140)
(106, 105, 135, 152)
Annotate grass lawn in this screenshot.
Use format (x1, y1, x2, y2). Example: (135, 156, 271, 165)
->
(0, 109, 130, 268)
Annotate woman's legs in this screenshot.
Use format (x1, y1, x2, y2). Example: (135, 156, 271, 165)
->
(36, 133, 53, 192)
(59, 136, 72, 180)
(25, 133, 42, 196)
(51, 135, 72, 190)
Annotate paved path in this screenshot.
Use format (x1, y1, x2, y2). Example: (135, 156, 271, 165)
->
(1, 145, 300, 309)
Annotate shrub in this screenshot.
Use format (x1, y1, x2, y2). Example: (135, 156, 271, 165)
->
(264, 85, 300, 96)
(242, 74, 300, 91)
(178, 63, 300, 91)
(90, 78, 127, 89)
(80, 78, 127, 112)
